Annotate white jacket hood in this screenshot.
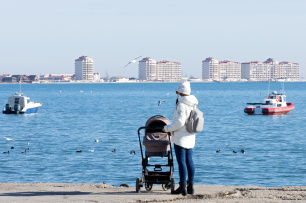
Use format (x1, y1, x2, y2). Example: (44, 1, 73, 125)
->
(178, 95, 198, 107)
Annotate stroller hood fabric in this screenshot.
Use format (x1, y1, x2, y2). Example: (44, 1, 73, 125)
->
(143, 116, 171, 157)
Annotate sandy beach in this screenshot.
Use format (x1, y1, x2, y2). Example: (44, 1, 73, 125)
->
(0, 183, 305, 203)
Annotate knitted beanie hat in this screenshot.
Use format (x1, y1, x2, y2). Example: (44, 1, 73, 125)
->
(176, 81, 191, 95)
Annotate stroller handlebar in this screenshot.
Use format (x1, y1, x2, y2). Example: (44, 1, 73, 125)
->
(137, 126, 164, 134)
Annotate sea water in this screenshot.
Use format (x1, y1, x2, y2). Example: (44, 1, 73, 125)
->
(0, 82, 305, 187)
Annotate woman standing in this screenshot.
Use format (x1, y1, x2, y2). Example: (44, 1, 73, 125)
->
(163, 81, 199, 196)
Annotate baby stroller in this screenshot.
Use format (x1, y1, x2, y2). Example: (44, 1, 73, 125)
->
(136, 115, 175, 193)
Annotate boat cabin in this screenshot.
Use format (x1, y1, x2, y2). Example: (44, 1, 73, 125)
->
(7, 93, 30, 109)
(262, 91, 287, 107)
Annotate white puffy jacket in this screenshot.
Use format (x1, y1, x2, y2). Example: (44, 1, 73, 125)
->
(164, 95, 198, 149)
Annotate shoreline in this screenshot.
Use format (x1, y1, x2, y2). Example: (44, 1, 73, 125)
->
(1, 80, 306, 85)
(0, 183, 305, 202)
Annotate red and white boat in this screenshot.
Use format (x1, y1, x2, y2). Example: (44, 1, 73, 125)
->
(244, 91, 294, 115)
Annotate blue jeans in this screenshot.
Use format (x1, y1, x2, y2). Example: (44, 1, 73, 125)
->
(174, 144, 195, 184)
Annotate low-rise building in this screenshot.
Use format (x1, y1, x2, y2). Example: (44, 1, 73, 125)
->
(0, 74, 11, 83)
(109, 76, 134, 82)
(93, 73, 100, 81)
(1, 75, 40, 83)
(40, 74, 74, 82)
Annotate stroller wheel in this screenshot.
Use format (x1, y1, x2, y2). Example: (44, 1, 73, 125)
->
(136, 177, 141, 193)
(145, 183, 153, 191)
(162, 183, 171, 191)
(171, 178, 175, 193)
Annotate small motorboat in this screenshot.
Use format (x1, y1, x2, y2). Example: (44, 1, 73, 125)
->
(3, 93, 42, 114)
(244, 91, 294, 115)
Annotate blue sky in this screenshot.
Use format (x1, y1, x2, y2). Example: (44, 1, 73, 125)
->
(0, 0, 305, 78)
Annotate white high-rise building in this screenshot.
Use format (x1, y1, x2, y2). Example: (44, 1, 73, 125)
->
(242, 58, 299, 81)
(156, 61, 181, 82)
(75, 56, 94, 80)
(202, 57, 219, 80)
(219, 60, 241, 80)
(139, 57, 157, 81)
(264, 58, 279, 79)
(279, 62, 299, 80)
(241, 61, 271, 81)
(138, 57, 181, 81)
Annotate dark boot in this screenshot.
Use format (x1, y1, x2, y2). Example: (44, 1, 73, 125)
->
(187, 182, 194, 194)
(171, 183, 187, 196)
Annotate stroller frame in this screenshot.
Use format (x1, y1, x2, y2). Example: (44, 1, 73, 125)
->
(136, 115, 175, 193)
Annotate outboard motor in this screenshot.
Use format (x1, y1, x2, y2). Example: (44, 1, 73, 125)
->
(5, 104, 10, 113)
(14, 104, 21, 114)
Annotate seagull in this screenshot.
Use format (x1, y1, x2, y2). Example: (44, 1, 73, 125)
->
(241, 150, 245, 153)
(95, 139, 99, 143)
(4, 137, 14, 141)
(76, 150, 82, 153)
(233, 151, 237, 153)
(130, 150, 135, 154)
(88, 149, 94, 152)
(158, 100, 166, 106)
(123, 56, 142, 68)
(216, 149, 221, 153)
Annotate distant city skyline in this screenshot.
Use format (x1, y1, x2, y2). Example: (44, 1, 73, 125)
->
(0, 0, 305, 78)
(1, 56, 301, 81)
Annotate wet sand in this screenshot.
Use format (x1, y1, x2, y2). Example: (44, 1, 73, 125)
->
(0, 183, 305, 203)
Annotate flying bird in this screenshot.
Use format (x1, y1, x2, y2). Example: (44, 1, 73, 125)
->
(123, 56, 142, 68)
(158, 100, 166, 106)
